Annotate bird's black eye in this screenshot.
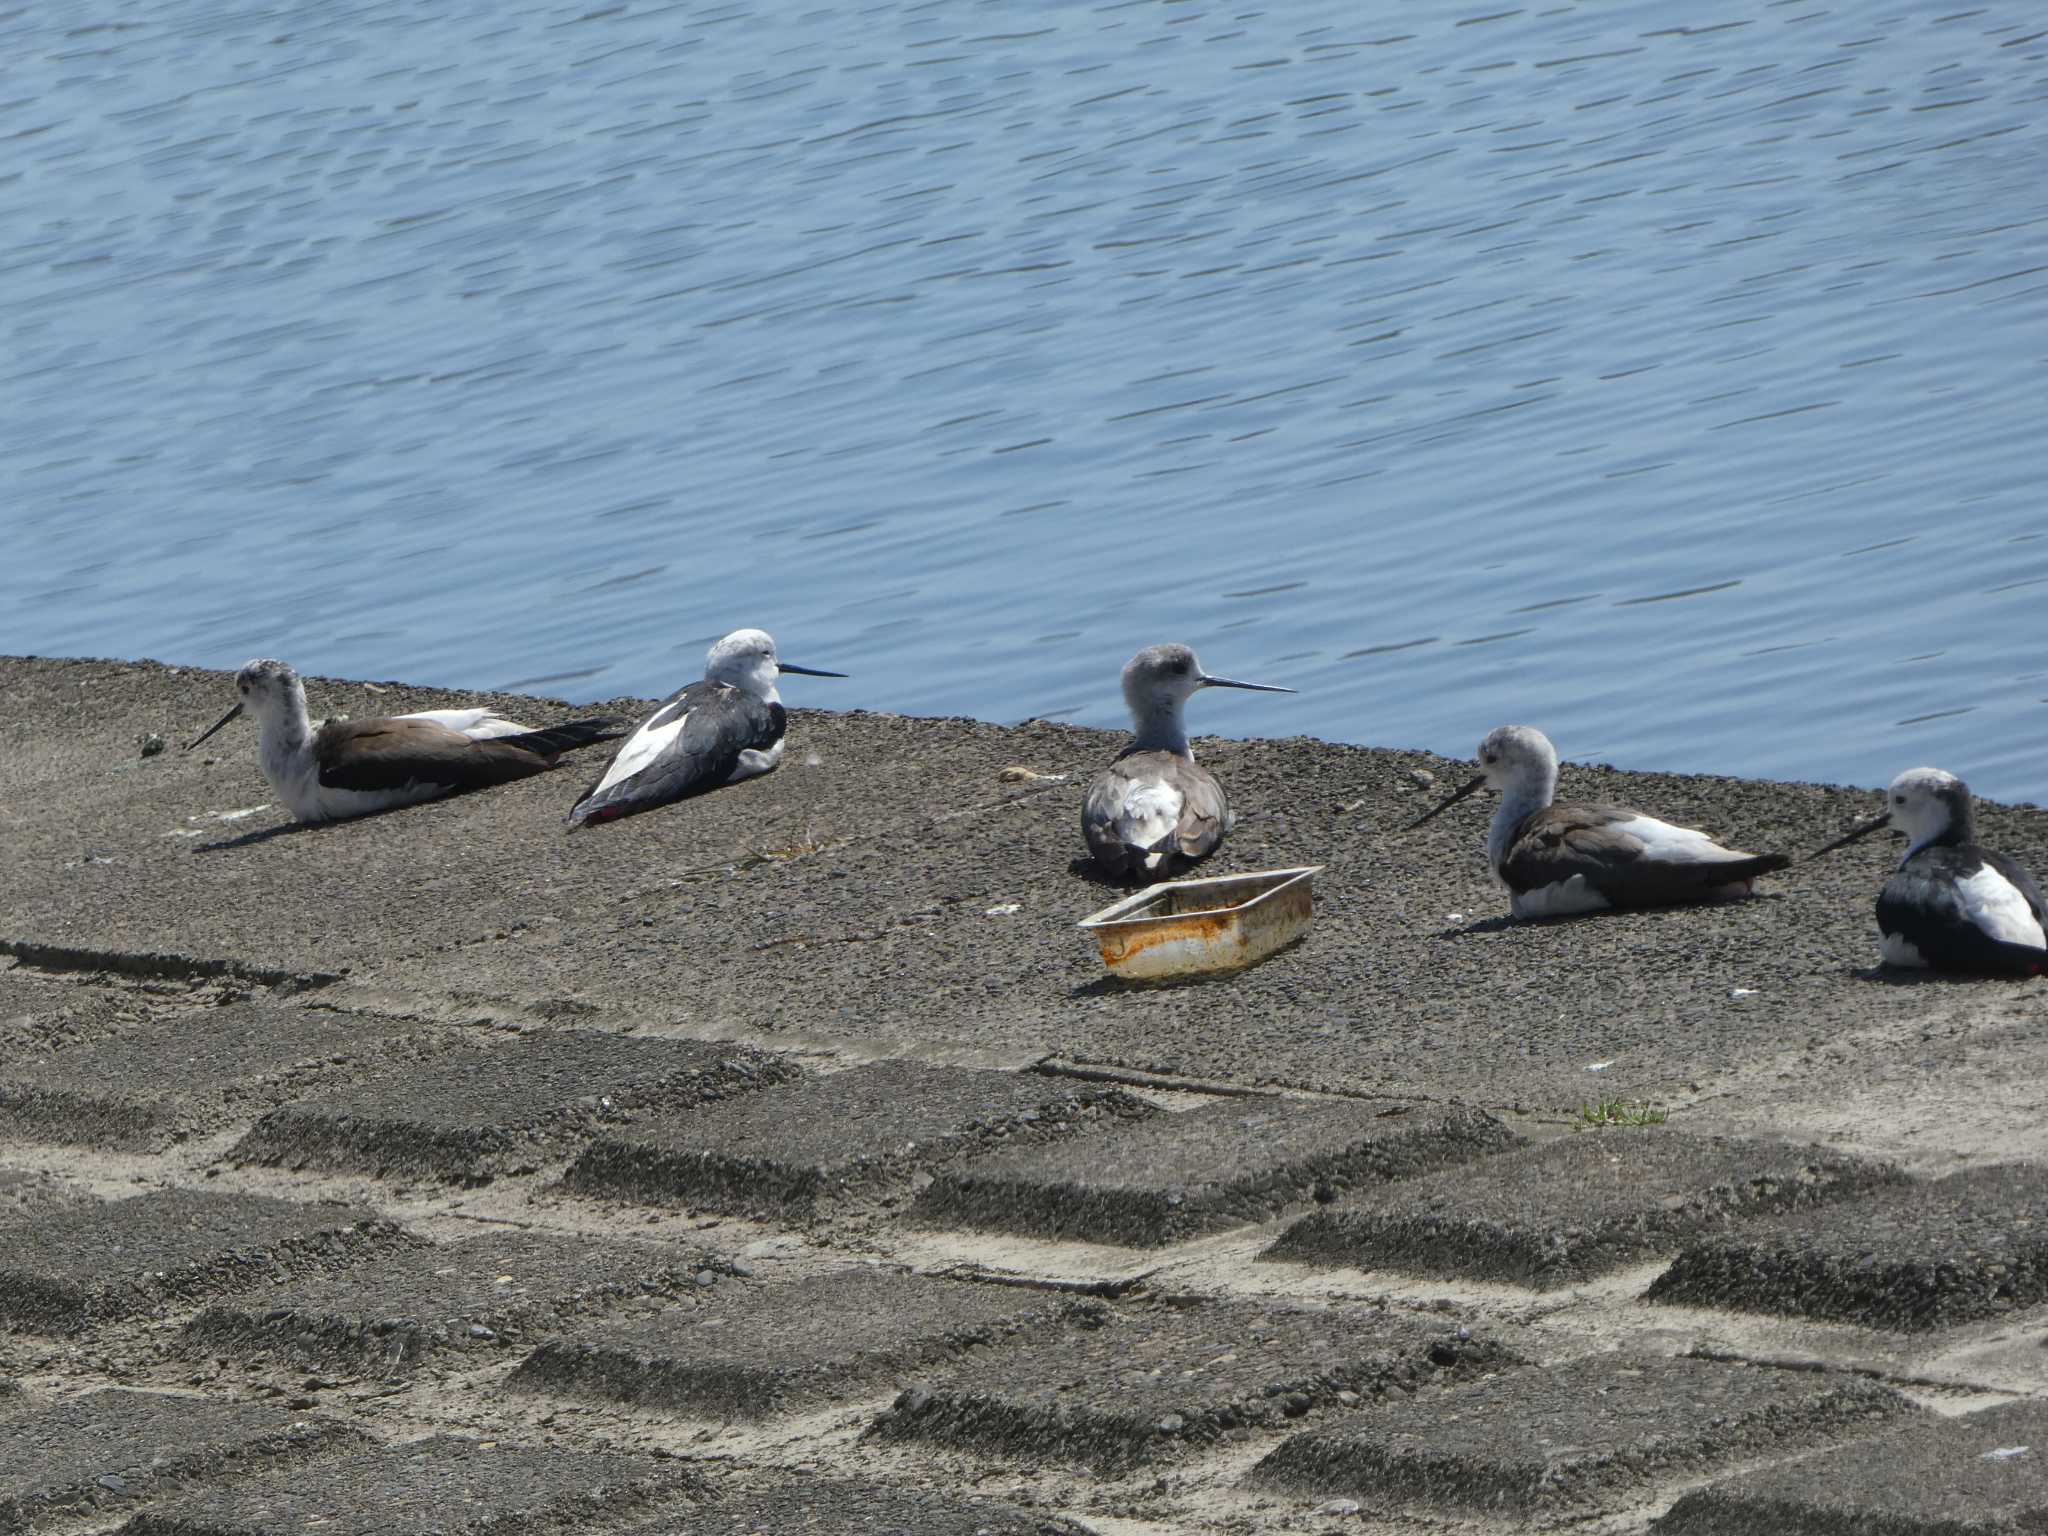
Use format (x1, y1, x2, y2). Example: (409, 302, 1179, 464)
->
(1893, 795, 1905, 805)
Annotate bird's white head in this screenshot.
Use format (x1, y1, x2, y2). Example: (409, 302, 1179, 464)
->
(1809, 764, 1976, 864)
(1405, 722, 1559, 830)
(703, 628, 847, 701)
(705, 629, 781, 698)
(1475, 723, 1559, 798)
(233, 657, 305, 721)
(1884, 766, 1973, 853)
(185, 656, 306, 751)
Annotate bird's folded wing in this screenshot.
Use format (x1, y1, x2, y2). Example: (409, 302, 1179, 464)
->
(574, 686, 781, 813)
(313, 718, 555, 792)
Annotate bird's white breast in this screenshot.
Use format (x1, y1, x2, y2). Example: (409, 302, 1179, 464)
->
(1117, 777, 1184, 857)
(1954, 864, 2048, 948)
(1879, 931, 1929, 967)
(728, 737, 785, 782)
(1510, 875, 1611, 919)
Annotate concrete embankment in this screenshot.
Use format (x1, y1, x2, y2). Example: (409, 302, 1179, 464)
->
(2, 654, 2045, 1535)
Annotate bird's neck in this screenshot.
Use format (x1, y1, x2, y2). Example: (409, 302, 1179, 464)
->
(1129, 703, 1191, 759)
(1908, 805, 1973, 858)
(1488, 769, 1555, 872)
(255, 688, 314, 779)
(709, 662, 779, 704)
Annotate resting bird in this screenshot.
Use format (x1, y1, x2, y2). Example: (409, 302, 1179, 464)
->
(185, 658, 626, 824)
(1081, 643, 1294, 880)
(1809, 766, 2046, 976)
(1410, 723, 1789, 919)
(567, 627, 844, 827)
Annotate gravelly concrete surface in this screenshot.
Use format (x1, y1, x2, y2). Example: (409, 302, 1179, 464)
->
(3, 656, 2048, 1536)
(122, 1434, 708, 1536)
(1647, 1163, 2048, 1330)
(564, 1061, 1151, 1220)
(0, 1190, 418, 1335)
(0, 1389, 363, 1535)
(10, 658, 2047, 1112)
(1262, 1131, 1905, 1287)
(0, 1004, 422, 1151)
(914, 1098, 1519, 1246)
(618, 1481, 1096, 1534)
(869, 1297, 1509, 1470)
(178, 1231, 724, 1379)
(1250, 1354, 1918, 1513)
(230, 1028, 799, 1183)
(509, 1267, 1086, 1419)
(1655, 1398, 2048, 1534)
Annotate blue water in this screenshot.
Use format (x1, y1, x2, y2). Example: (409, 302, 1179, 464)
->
(4, 1, 2045, 799)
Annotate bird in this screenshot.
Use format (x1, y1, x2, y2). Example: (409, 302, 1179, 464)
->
(1808, 767, 2046, 976)
(1408, 723, 1790, 919)
(567, 627, 844, 828)
(1081, 643, 1294, 880)
(185, 658, 628, 824)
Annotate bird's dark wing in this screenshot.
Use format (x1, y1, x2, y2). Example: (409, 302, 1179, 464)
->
(1502, 802, 1788, 907)
(569, 682, 783, 826)
(492, 716, 630, 756)
(1878, 845, 2048, 976)
(313, 717, 557, 793)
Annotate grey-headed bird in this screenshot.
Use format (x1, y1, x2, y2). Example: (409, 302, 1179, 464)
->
(1082, 643, 1293, 880)
(1410, 723, 1788, 918)
(185, 658, 625, 823)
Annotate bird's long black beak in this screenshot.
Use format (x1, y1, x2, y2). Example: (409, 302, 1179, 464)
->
(775, 662, 847, 678)
(1198, 674, 1296, 694)
(185, 701, 243, 751)
(1407, 772, 1487, 831)
(1806, 811, 1892, 862)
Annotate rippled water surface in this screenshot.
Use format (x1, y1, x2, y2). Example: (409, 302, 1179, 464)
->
(4, 1, 2044, 797)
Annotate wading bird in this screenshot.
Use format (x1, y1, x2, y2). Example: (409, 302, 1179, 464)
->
(567, 627, 844, 827)
(1809, 767, 2045, 976)
(1081, 643, 1294, 880)
(186, 658, 625, 823)
(1410, 723, 1789, 918)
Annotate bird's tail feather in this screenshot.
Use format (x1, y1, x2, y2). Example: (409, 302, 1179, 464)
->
(497, 717, 630, 758)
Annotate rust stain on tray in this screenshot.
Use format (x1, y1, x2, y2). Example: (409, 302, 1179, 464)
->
(1077, 867, 1323, 981)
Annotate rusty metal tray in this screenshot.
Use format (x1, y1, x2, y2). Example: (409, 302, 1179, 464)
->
(1076, 865, 1324, 980)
